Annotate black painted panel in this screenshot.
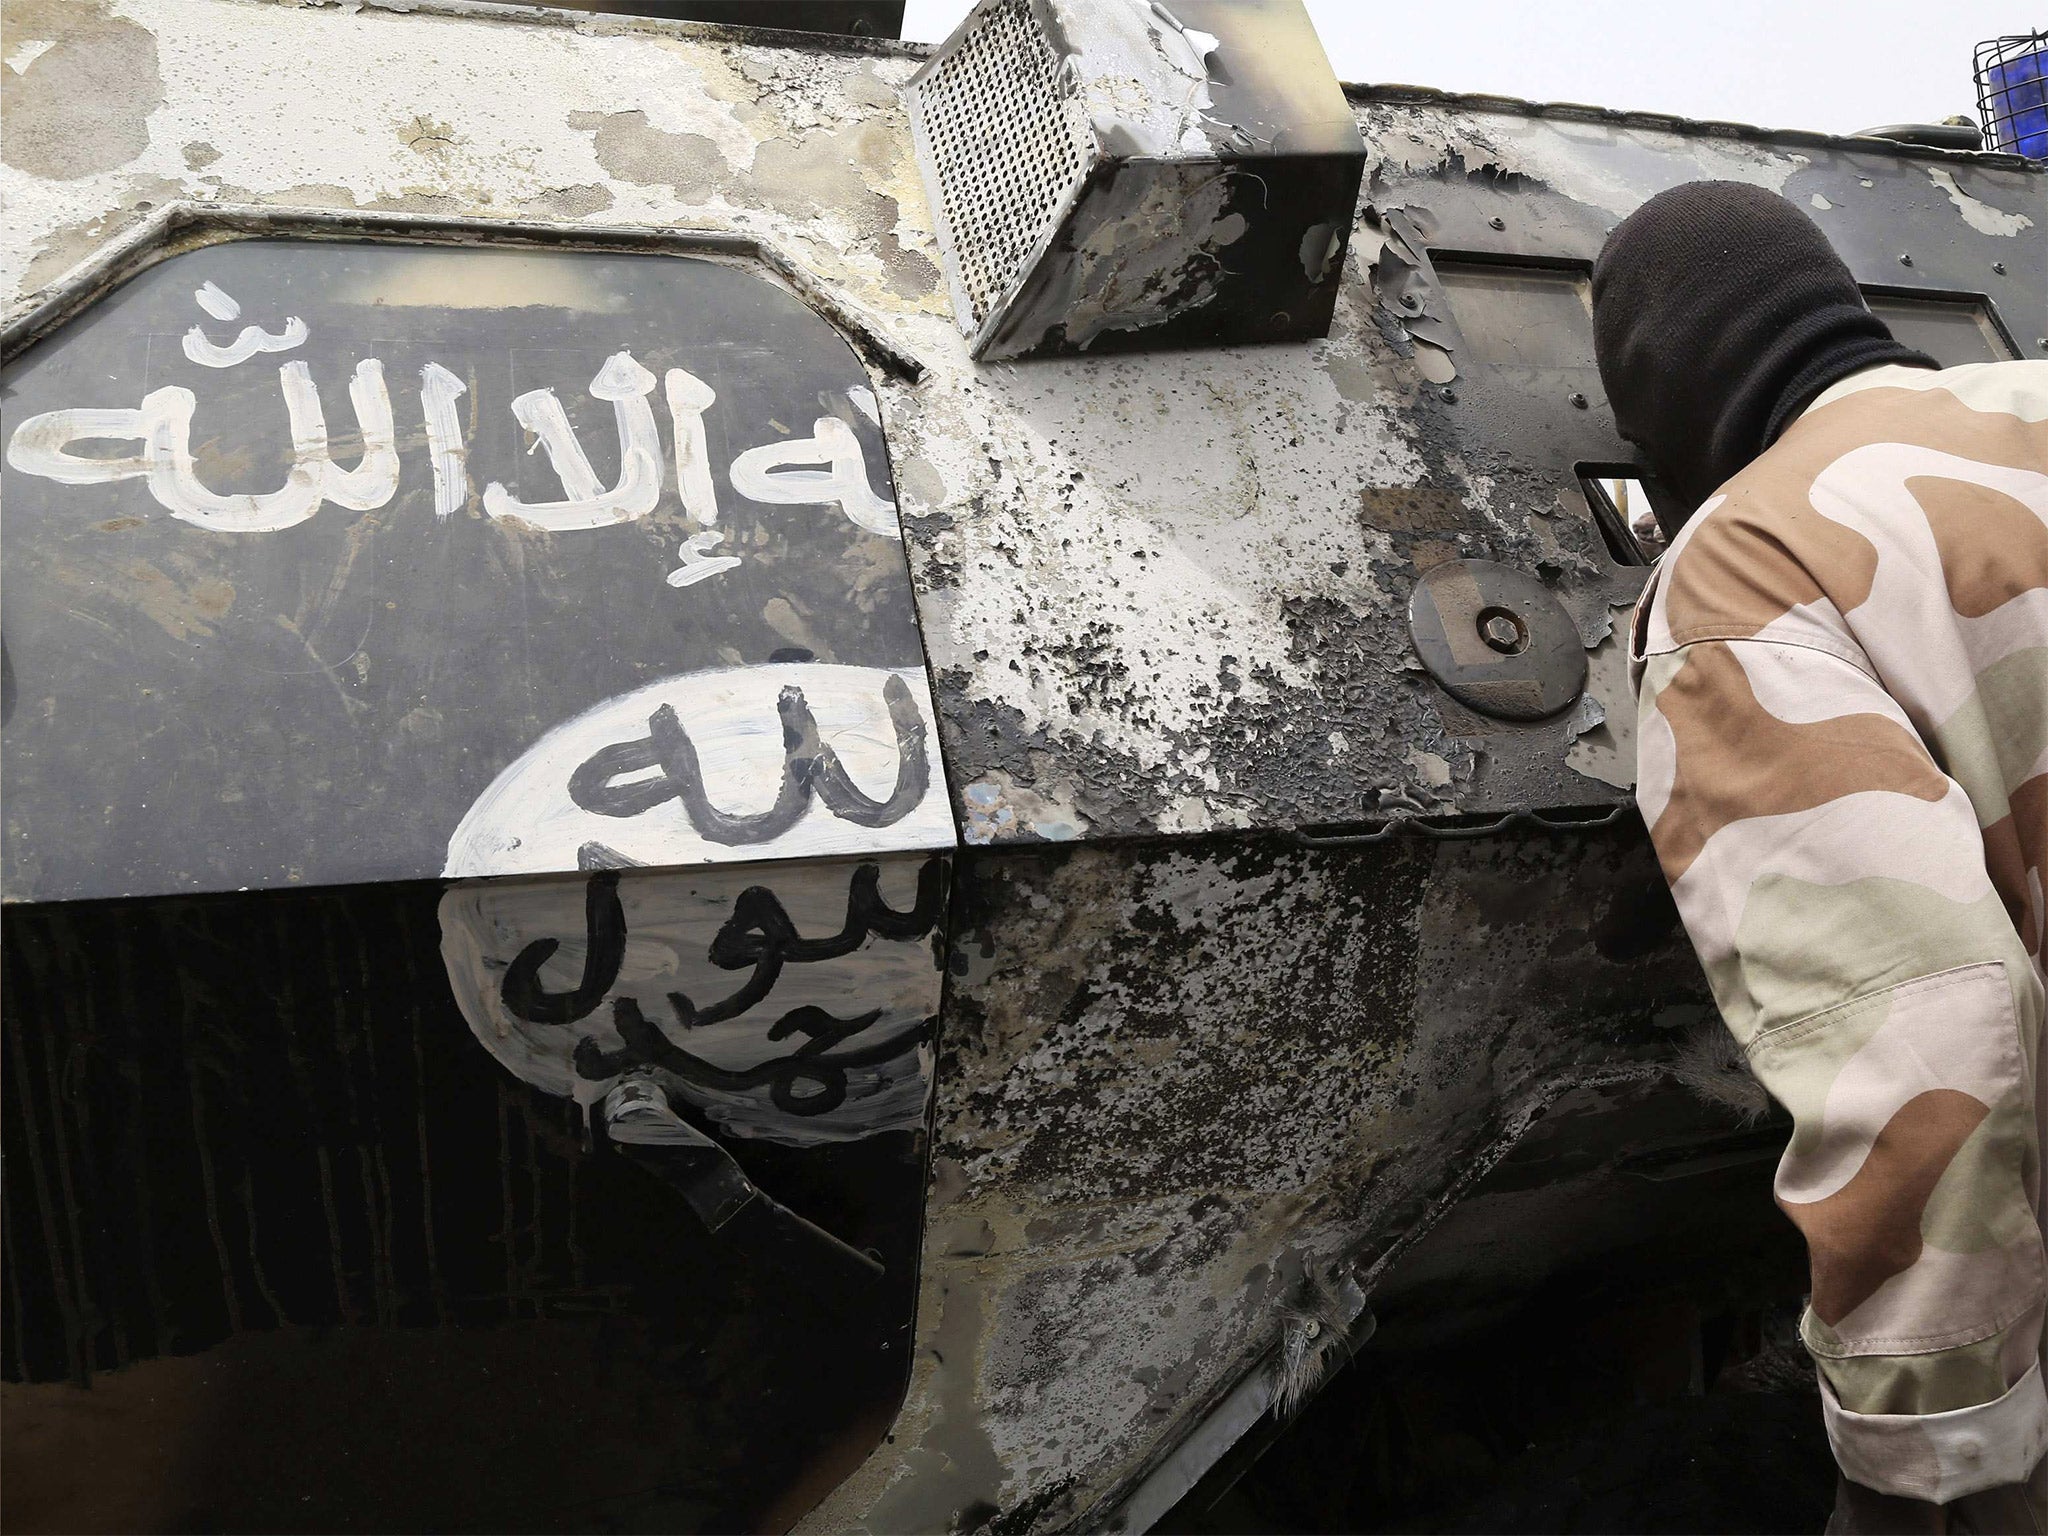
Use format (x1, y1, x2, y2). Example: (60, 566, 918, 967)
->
(1, 240, 946, 904)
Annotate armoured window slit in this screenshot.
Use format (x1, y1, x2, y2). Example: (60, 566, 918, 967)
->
(1577, 467, 1671, 565)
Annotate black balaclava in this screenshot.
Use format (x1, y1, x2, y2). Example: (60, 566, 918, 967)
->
(1590, 180, 1936, 517)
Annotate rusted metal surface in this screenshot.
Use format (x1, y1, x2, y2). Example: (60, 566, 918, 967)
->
(2, 3, 2044, 1530)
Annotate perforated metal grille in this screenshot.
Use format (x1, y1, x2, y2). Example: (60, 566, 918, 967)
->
(911, 0, 1093, 325)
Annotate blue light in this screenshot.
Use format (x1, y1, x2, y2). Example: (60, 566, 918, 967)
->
(1984, 38, 2047, 158)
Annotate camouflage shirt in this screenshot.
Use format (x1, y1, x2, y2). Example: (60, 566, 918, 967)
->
(1632, 360, 2048, 1502)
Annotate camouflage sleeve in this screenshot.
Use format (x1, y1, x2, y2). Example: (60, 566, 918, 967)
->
(1638, 635, 2048, 1502)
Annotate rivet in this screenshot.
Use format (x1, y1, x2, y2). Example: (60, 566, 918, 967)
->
(1441, 387, 1457, 403)
(1568, 391, 1589, 409)
(1488, 215, 1506, 231)
(1993, 261, 2007, 275)
(1899, 253, 1914, 266)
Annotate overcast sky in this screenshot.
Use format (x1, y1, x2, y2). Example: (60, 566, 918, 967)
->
(900, 1, 2035, 139)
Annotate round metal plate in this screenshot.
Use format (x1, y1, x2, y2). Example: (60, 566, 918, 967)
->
(1406, 559, 1587, 722)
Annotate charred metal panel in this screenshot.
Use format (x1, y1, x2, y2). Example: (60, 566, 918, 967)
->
(6, 0, 2038, 854)
(906, 0, 1364, 359)
(895, 95, 2047, 848)
(849, 823, 1714, 1532)
(1348, 100, 2045, 818)
(1, 237, 947, 904)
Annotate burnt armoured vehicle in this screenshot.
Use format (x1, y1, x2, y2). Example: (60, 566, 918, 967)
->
(1, 1, 2042, 1530)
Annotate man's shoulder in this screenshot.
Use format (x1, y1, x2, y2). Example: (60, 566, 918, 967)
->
(1797, 359, 2048, 429)
(1649, 361, 2048, 652)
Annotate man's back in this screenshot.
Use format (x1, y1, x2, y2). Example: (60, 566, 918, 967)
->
(1633, 358, 2048, 1505)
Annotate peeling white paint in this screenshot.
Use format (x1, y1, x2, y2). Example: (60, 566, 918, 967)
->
(1927, 166, 2035, 237)
(1564, 618, 1638, 791)
(2, 0, 931, 316)
(6, 38, 56, 74)
(1407, 746, 1452, 788)
(902, 327, 1419, 773)
(1056, 0, 1218, 157)
(3, 0, 1528, 831)
(1369, 105, 1809, 220)
(7, 9, 2006, 1529)
(961, 769, 1089, 844)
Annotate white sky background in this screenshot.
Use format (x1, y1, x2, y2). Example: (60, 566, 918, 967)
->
(900, 1, 2035, 138)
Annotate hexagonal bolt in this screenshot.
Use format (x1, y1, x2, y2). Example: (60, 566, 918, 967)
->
(1480, 611, 1525, 654)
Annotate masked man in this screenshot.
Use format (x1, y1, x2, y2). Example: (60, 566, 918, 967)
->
(1595, 180, 2048, 1531)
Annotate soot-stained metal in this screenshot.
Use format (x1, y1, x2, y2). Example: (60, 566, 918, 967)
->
(1, 2, 2043, 1532)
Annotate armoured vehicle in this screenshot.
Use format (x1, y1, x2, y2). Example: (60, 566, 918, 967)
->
(2, 1, 2042, 1529)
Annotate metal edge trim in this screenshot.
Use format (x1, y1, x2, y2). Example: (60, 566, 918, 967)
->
(1345, 80, 2046, 172)
(266, 0, 932, 60)
(0, 201, 928, 383)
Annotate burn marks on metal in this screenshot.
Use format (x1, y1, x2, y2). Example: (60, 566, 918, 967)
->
(1369, 208, 1463, 384)
(893, 818, 1715, 1532)
(941, 837, 1425, 1201)
(1357, 102, 2038, 773)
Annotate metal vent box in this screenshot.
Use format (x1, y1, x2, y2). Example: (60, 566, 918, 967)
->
(907, 0, 1366, 361)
